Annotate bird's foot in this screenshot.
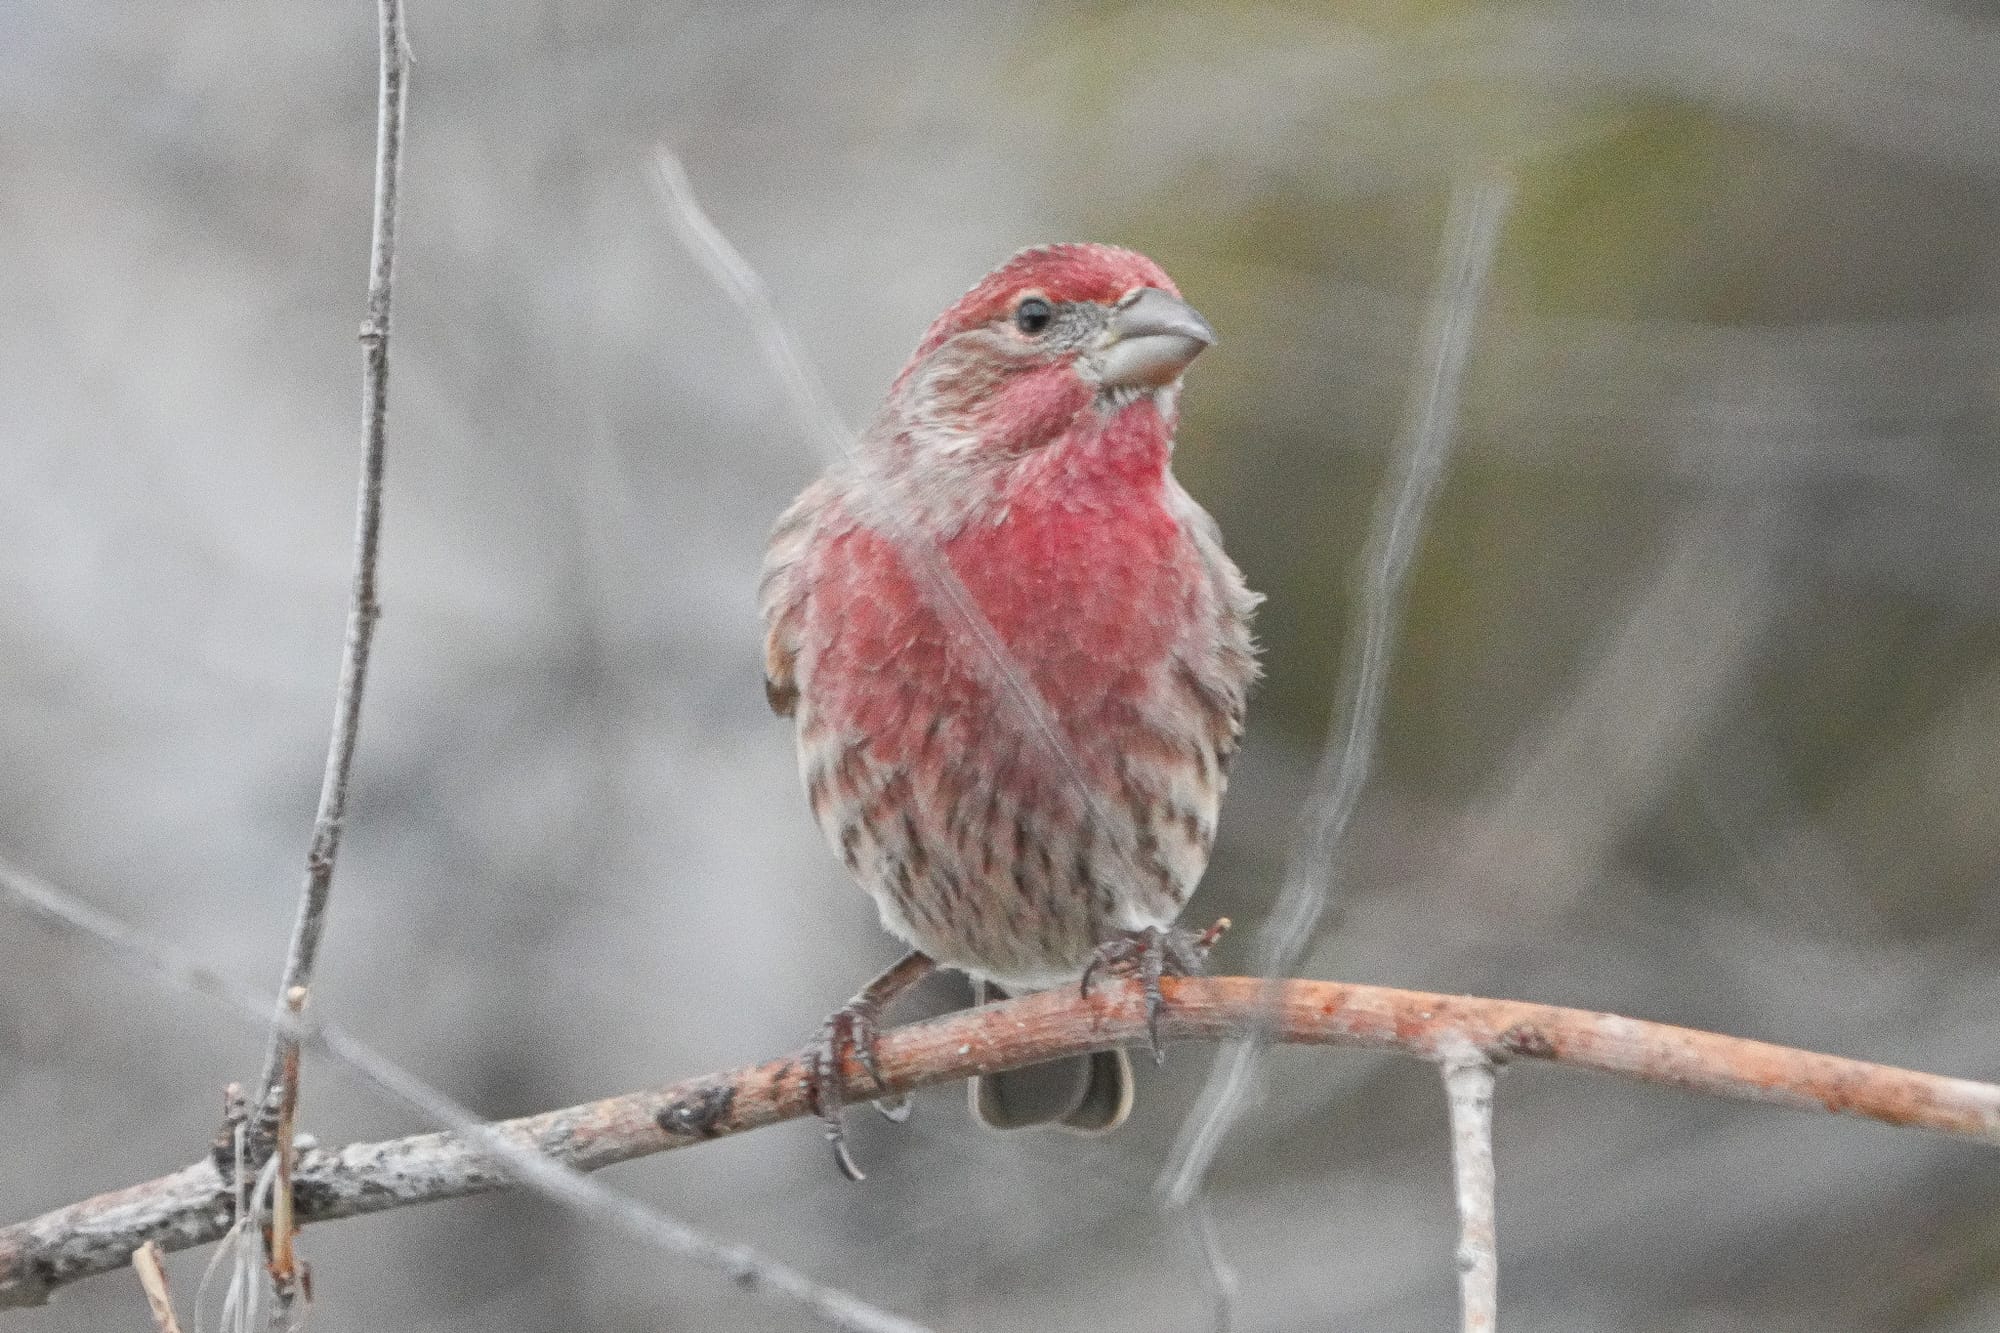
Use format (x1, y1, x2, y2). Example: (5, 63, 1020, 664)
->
(804, 1001, 899, 1182)
(1080, 917, 1231, 1064)
(802, 950, 935, 1182)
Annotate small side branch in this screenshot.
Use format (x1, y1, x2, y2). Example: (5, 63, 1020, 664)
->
(130, 1242, 184, 1333)
(1440, 1041, 1498, 1333)
(6, 976, 1998, 1313)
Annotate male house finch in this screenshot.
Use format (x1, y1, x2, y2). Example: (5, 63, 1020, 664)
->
(760, 244, 1258, 1177)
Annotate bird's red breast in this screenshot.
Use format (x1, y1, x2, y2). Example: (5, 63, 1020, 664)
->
(806, 395, 1196, 771)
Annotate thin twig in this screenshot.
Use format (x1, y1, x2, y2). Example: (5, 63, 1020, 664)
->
(131, 1242, 184, 1333)
(0, 857, 930, 1333)
(1440, 1040, 1499, 1333)
(246, 6, 407, 1320)
(255, 0, 408, 1114)
(1162, 175, 1513, 1325)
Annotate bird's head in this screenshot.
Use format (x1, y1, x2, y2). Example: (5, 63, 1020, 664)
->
(884, 243, 1215, 458)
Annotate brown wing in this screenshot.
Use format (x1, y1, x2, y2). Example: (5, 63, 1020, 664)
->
(758, 479, 834, 718)
(1166, 475, 1262, 768)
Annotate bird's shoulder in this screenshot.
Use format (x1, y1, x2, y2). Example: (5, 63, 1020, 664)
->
(759, 476, 845, 718)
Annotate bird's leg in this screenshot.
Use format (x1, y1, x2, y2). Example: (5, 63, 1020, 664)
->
(805, 950, 936, 1182)
(1080, 918, 1231, 1063)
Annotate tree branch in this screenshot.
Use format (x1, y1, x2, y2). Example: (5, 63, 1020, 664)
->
(0, 856, 931, 1333)
(6, 975, 1996, 1313)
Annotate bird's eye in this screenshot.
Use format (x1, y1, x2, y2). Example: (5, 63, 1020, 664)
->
(1013, 297, 1054, 336)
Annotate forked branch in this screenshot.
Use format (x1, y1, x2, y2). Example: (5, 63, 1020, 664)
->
(4, 975, 1996, 1312)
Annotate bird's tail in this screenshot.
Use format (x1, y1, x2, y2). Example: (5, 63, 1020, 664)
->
(967, 981, 1134, 1133)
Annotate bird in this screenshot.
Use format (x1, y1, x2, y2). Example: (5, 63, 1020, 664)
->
(759, 243, 1259, 1178)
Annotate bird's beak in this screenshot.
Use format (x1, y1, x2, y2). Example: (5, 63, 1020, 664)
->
(1096, 287, 1216, 390)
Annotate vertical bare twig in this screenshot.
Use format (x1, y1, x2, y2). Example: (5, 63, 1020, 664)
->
(255, 0, 408, 1112)
(246, 2, 407, 1317)
(132, 1242, 185, 1333)
(1441, 1041, 1499, 1333)
(1161, 174, 1513, 1327)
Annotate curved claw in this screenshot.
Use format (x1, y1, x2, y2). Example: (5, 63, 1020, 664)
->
(825, 1114, 866, 1183)
(802, 1046, 865, 1181)
(808, 1005, 885, 1182)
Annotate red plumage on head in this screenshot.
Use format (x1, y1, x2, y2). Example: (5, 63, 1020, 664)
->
(907, 243, 1179, 365)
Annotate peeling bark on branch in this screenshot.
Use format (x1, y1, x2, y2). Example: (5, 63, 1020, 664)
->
(5, 975, 1998, 1312)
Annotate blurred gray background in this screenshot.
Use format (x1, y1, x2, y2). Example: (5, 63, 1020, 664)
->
(4, 1, 1999, 1329)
